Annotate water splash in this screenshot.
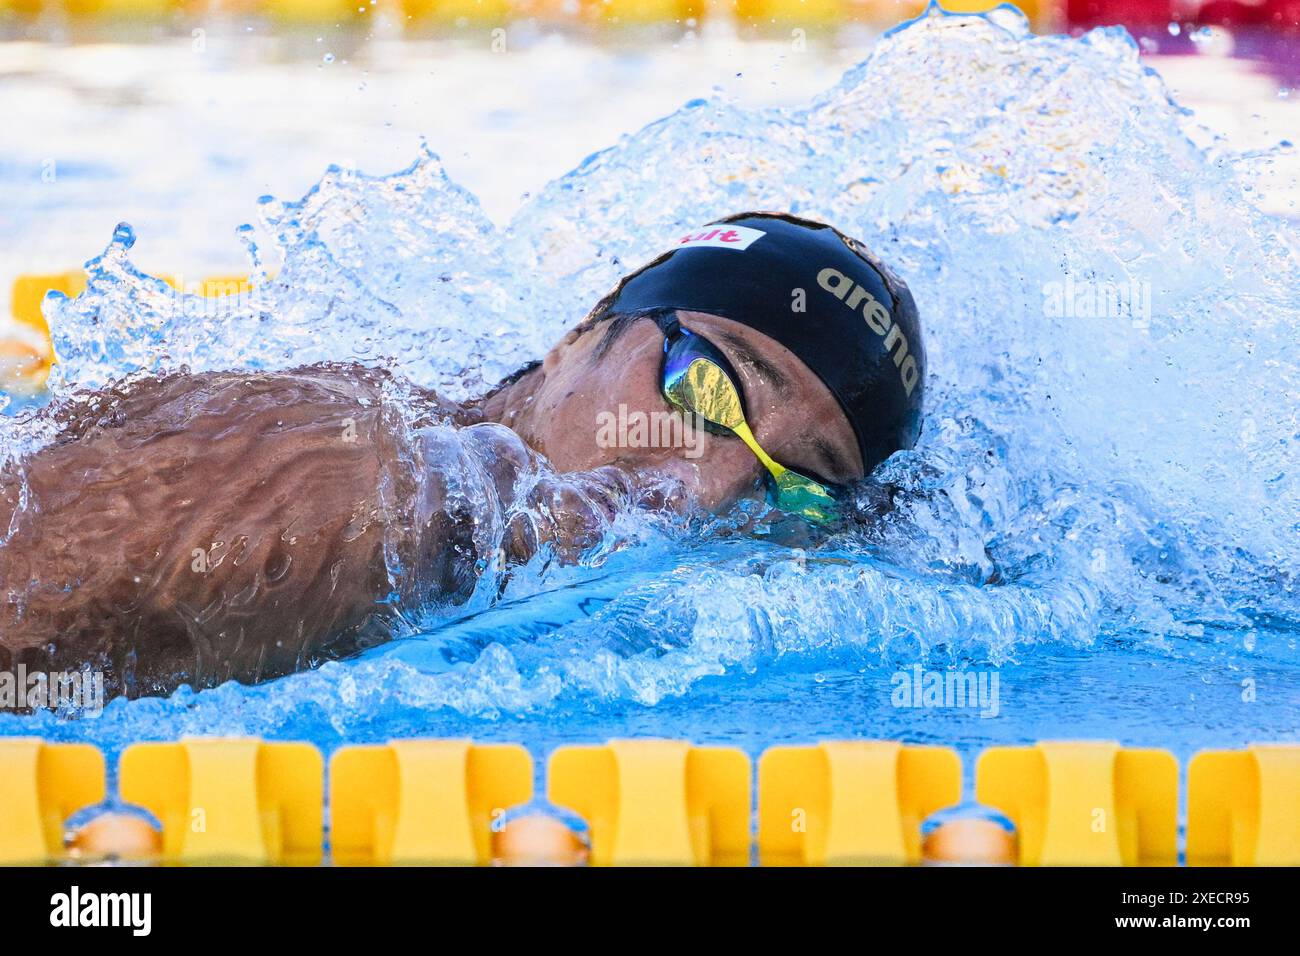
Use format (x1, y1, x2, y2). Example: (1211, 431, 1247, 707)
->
(2, 9, 1297, 746)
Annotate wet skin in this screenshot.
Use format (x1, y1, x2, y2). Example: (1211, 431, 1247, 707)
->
(0, 311, 861, 699)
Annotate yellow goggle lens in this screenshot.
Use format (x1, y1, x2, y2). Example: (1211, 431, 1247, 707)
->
(667, 357, 838, 524)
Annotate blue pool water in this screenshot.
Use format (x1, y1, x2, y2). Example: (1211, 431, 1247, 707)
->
(1, 9, 1296, 795)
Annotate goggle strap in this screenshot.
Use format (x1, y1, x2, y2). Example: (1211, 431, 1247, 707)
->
(731, 420, 787, 482)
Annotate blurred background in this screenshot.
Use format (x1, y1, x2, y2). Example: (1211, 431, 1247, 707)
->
(2, 0, 1297, 304)
(1, 1, 1297, 760)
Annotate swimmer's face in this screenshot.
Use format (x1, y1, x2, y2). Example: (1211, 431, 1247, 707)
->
(502, 310, 864, 513)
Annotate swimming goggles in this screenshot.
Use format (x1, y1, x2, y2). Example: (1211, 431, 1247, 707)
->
(657, 315, 842, 524)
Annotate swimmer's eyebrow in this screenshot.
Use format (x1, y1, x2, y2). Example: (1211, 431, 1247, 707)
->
(714, 332, 792, 399)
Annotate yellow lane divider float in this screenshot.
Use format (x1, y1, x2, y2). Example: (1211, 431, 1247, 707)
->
(548, 738, 751, 865)
(2, 272, 255, 395)
(0, 1, 1049, 29)
(120, 737, 323, 864)
(734, 0, 916, 26)
(403, 0, 514, 22)
(7, 0, 357, 18)
(3, 737, 1298, 865)
(976, 740, 1179, 866)
(0, 738, 105, 864)
(1187, 744, 1300, 866)
(2, 273, 82, 394)
(759, 740, 959, 865)
(331, 739, 532, 864)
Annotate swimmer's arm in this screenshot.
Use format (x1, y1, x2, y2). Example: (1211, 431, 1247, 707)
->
(0, 365, 667, 697)
(0, 364, 407, 696)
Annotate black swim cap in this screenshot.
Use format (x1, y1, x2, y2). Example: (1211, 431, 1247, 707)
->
(590, 212, 925, 477)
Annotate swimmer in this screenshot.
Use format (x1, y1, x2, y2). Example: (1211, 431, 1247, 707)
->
(0, 213, 925, 699)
